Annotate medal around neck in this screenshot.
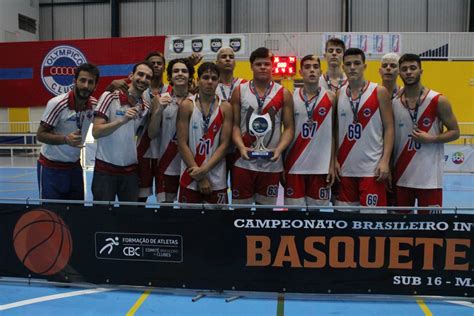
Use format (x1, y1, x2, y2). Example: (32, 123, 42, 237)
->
(248, 112, 273, 159)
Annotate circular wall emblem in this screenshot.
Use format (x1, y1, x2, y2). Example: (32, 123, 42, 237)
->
(452, 151, 464, 165)
(41, 45, 87, 96)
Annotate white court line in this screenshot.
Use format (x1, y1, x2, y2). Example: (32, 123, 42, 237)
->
(0, 287, 114, 311)
(445, 301, 474, 308)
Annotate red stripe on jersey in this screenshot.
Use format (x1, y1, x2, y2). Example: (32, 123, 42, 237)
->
(180, 109, 224, 187)
(261, 86, 284, 115)
(284, 93, 332, 171)
(43, 97, 68, 126)
(393, 94, 440, 184)
(157, 137, 178, 174)
(136, 128, 151, 158)
(337, 87, 379, 168)
(95, 92, 116, 119)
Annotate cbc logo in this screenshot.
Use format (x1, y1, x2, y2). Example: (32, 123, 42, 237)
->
(123, 247, 141, 257)
(41, 45, 87, 96)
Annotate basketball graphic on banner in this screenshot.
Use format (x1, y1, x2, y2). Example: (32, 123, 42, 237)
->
(13, 209, 73, 275)
(41, 45, 87, 96)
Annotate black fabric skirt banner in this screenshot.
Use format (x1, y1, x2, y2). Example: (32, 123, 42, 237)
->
(0, 203, 472, 297)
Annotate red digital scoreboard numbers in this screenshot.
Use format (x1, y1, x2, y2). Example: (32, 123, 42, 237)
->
(272, 56, 297, 76)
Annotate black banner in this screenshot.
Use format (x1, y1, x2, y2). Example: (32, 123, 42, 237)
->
(0, 204, 473, 297)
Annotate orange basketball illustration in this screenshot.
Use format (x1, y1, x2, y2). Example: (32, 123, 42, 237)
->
(13, 209, 73, 275)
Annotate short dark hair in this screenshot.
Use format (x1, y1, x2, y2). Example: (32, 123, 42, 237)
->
(132, 61, 154, 74)
(197, 62, 220, 78)
(74, 63, 100, 82)
(166, 58, 195, 86)
(399, 53, 422, 68)
(343, 48, 366, 63)
(250, 47, 273, 64)
(300, 54, 321, 68)
(145, 51, 165, 65)
(325, 38, 346, 52)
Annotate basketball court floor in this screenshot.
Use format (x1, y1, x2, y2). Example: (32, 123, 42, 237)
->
(0, 156, 473, 315)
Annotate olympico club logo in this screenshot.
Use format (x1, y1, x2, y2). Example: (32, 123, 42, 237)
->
(173, 39, 185, 53)
(192, 39, 203, 53)
(363, 108, 372, 117)
(41, 45, 87, 96)
(452, 151, 464, 165)
(210, 38, 222, 52)
(229, 38, 242, 52)
(422, 117, 432, 127)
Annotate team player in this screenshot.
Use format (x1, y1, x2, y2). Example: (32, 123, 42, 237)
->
(37, 63, 99, 200)
(379, 52, 400, 100)
(91, 61, 153, 202)
(231, 47, 294, 205)
(136, 52, 172, 202)
(392, 53, 459, 213)
(335, 48, 394, 210)
(176, 62, 233, 204)
(215, 46, 246, 180)
(320, 38, 347, 93)
(284, 55, 336, 207)
(148, 58, 194, 203)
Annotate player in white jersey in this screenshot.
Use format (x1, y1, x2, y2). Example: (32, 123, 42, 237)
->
(215, 46, 247, 182)
(319, 38, 347, 93)
(231, 47, 294, 205)
(92, 61, 152, 202)
(379, 52, 400, 100)
(335, 48, 394, 210)
(136, 51, 172, 202)
(284, 55, 336, 208)
(148, 58, 194, 203)
(392, 53, 459, 213)
(177, 62, 233, 205)
(36, 63, 99, 200)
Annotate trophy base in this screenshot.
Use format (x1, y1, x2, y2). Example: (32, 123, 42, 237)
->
(248, 150, 273, 159)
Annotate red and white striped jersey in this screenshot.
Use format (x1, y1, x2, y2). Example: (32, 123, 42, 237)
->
(40, 91, 97, 163)
(235, 80, 285, 173)
(180, 95, 226, 191)
(392, 89, 443, 189)
(337, 82, 383, 177)
(285, 87, 333, 174)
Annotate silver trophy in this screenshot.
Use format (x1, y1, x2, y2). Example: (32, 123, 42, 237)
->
(248, 112, 273, 159)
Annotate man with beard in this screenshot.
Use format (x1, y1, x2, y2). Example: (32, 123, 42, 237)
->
(37, 63, 100, 200)
(392, 53, 459, 213)
(92, 61, 153, 202)
(379, 52, 400, 100)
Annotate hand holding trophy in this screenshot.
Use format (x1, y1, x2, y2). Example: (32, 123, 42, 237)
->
(248, 112, 273, 159)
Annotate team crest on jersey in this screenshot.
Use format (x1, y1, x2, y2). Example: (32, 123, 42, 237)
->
(422, 117, 431, 127)
(41, 45, 87, 96)
(232, 189, 240, 198)
(230, 38, 241, 52)
(210, 39, 222, 52)
(86, 111, 93, 119)
(193, 122, 199, 129)
(363, 108, 372, 117)
(173, 39, 185, 53)
(192, 39, 203, 53)
(286, 187, 294, 197)
(318, 107, 327, 116)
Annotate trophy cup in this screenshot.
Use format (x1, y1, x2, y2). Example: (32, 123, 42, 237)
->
(248, 112, 273, 159)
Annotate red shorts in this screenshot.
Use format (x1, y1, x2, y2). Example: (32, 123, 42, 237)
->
(156, 174, 180, 202)
(337, 176, 387, 206)
(178, 186, 228, 205)
(395, 186, 442, 214)
(138, 157, 158, 196)
(284, 173, 330, 203)
(232, 166, 280, 204)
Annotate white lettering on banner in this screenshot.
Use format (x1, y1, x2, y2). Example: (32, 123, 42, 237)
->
(168, 34, 247, 56)
(234, 219, 462, 231)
